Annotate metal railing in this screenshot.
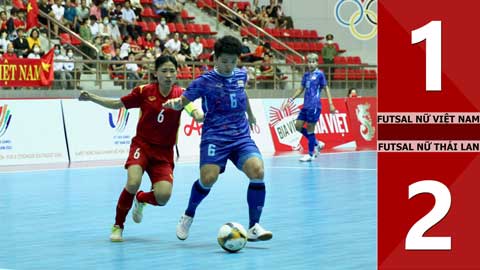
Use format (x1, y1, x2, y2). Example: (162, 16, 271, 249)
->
(199, 0, 304, 61)
(38, 9, 101, 87)
(10, 58, 376, 92)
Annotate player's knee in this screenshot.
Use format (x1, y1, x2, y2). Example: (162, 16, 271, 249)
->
(200, 175, 217, 187)
(248, 163, 264, 179)
(154, 191, 171, 206)
(295, 123, 303, 132)
(125, 180, 141, 193)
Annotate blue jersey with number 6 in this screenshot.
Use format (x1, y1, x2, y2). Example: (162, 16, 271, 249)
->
(183, 68, 250, 143)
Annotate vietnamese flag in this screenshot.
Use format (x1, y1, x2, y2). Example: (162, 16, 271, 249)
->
(26, 0, 39, 30)
(40, 48, 54, 86)
(12, 0, 26, 10)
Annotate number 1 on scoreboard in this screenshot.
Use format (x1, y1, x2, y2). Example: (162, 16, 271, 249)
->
(411, 21, 442, 91)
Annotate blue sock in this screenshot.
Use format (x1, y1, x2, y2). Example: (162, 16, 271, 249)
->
(307, 133, 316, 155)
(247, 180, 266, 228)
(301, 127, 309, 138)
(185, 179, 211, 218)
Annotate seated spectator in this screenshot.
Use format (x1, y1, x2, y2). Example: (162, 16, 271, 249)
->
(244, 41, 270, 63)
(64, 47, 81, 89)
(63, 0, 78, 30)
(239, 37, 253, 62)
(76, 1, 90, 29)
(27, 44, 42, 59)
(125, 52, 141, 89)
(98, 16, 113, 37)
(53, 44, 73, 89)
(153, 0, 179, 22)
(155, 18, 170, 44)
(153, 38, 163, 57)
(51, 0, 66, 35)
(121, 0, 142, 38)
(89, 15, 100, 38)
(189, 35, 203, 61)
(39, 0, 53, 27)
(274, 1, 294, 29)
(2, 42, 18, 59)
(178, 34, 192, 63)
(224, 3, 242, 29)
(79, 19, 94, 57)
(101, 36, 116, 60)
(142, 32, 155, 50)
(27, 28, 43, 52)
(163, 32, 181, 56)
(12, 27, 29, 57)
(89, 0, 102, 21)
(0, 30, 8, 54)
(110, 18, 122, 45)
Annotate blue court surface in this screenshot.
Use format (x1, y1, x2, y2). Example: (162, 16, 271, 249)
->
(0, 152, 376, 270)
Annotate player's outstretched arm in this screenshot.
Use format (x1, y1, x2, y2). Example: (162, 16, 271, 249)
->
(163, 95, 191, 110)
(245, 94, 256, 129)
(78, 91, 124, 109)
(324, 85, 337, 113)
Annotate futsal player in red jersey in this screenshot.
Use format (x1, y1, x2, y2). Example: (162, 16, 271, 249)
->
(78, 55, 204, 242)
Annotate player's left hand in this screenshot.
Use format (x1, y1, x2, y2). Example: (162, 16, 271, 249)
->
(163, 98, 182, 110)
(330, 104, 338, 114)
(248, 115, 257, 130)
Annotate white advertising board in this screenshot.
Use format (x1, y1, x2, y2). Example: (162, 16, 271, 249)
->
(0, 100, 69, 167)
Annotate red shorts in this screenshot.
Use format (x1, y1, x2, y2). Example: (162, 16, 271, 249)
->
(125, 137, 175, 184)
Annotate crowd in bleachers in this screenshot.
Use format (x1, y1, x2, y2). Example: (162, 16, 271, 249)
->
(0, 0, 376, 90)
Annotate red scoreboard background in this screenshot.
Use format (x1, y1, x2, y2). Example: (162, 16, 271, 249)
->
(379, 1, 480, 269)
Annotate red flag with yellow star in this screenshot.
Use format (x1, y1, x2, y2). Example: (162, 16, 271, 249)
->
(26, 0, 39, 30)
(12, 0, 26, 10)
(40, 48, 54, 86)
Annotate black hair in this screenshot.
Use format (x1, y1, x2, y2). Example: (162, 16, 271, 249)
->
(214, 35, 242, 57)
(155, 55, 178, 70)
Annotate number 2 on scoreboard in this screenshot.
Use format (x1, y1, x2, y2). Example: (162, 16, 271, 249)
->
(405, 180, 451, 250)
(411, 21, 442, 91)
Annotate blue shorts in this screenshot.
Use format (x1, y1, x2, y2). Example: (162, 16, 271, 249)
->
(200, 137, 262, 173)
(297, 107, 321, 123)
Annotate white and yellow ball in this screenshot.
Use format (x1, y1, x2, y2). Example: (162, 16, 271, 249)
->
(217, 222, 248, 253)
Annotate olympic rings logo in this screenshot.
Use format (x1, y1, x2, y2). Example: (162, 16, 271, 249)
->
(334, 0, 377, 41)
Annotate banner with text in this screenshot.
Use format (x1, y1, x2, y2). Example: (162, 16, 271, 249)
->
(0, 100, 68, 166)
(62, 99, 139, 162)
(263, 98, 356, 153)
(0, 48, 54, 87)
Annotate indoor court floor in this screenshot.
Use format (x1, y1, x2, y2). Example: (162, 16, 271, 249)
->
(0, 151, 376, 270)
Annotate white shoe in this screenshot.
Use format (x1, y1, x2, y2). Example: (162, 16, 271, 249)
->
(299, 154, 315, 162)
(110, 225, 123, 242)
(247, 223, 273, 242)
(316, 141, 325, 152)
(176, 214, 193, 240)
(132, 194, 146, 223)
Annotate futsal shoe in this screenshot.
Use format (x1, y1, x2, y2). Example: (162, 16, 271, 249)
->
(247, 223, 273, 241)
(110, 225, 124, 242)
(299, 154, 316, 162)
(132, 193, 146, 223)
(316, 141, 325, 153)
(176, 214, 193, 240)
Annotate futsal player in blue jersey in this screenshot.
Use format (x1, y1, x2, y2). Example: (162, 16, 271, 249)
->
(283, 53, 336, 162)
(163, 35, 272, 242)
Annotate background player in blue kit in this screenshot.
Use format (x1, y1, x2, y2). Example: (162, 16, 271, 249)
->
(163, 35, 273, 242)
(283, 53, 336, 162)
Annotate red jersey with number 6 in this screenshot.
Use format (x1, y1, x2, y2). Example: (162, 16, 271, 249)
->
(121, 83, 183, 146)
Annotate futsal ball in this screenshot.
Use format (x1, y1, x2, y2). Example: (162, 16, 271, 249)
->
(217, 222, 248, 253)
